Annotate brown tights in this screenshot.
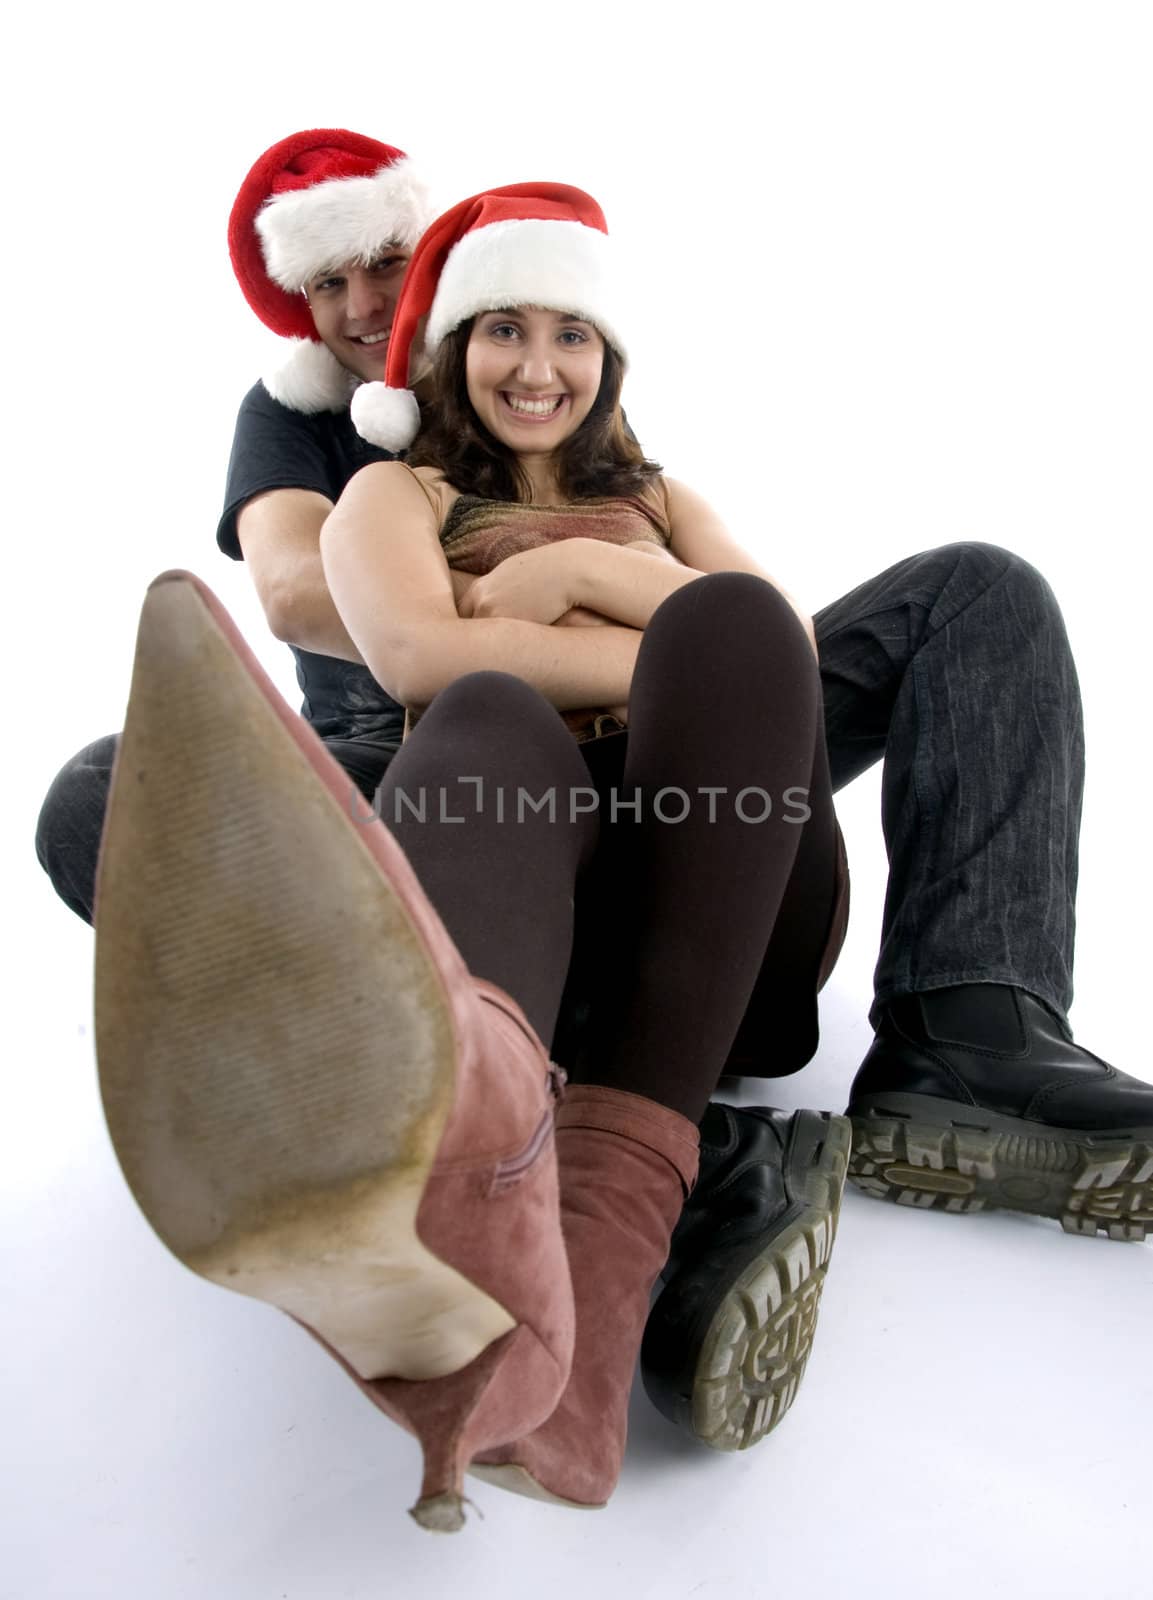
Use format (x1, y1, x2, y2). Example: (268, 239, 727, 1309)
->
(374, 574, 841, 1124)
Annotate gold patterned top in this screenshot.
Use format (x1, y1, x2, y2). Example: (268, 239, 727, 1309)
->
(408, 471, 673, 742)
(439, 489, 670, 576)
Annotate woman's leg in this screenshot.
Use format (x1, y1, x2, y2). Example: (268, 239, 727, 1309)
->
(573, 572, 841, 1122)
(474, 574, 844, 1499)
(92, 577, 576, 1531)
(373, 672, 600, 1050)
(720, 729, 845, 1077)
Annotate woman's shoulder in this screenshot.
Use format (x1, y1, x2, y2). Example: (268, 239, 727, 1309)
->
(404, 465, 462, 526)
(645, 474, 723, 530)
(630, 474, 673, 541)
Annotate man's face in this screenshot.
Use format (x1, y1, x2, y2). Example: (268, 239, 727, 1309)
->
(304, 247, 410, 383)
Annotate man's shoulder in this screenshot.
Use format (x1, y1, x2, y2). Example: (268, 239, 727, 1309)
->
(235, 379, 350, 437)
(220, 382, 361, 558)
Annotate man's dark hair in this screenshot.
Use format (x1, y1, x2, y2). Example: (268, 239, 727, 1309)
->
(407, 316, 661, 501)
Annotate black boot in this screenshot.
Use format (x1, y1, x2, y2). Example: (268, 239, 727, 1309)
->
(847, 984, 1153, 1240)
(640, 1103, 850, 1451)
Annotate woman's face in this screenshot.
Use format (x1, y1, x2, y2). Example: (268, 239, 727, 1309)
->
(465, 307, 605, 456)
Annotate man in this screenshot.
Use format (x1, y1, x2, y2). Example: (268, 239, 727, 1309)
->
(35, 126, 1150, 1452)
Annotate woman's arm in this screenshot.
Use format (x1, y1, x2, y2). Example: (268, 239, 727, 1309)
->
(462, 479, 817, 655)
(319, 462, 644, 710)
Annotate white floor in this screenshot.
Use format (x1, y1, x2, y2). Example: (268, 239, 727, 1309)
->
(6, 763, 1151, 1600)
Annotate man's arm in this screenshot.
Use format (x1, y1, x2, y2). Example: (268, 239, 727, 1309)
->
(236, 488, 364, 663)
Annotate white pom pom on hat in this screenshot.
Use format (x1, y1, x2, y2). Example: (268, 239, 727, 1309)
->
(349, 383, 422, 454)
(350, 182, 624, 451)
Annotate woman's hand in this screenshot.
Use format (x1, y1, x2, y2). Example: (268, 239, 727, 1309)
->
(458, 538, 680, 624)
(452, 560, 629, 717)
(458, 542, 583, 625)
(453, 538, 684, 725)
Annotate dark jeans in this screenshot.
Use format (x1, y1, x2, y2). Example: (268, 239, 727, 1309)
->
(35, 542, 1083, 1027)
(814, 541, 1082, 1024)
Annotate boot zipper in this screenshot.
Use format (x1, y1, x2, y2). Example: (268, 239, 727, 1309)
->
(492, 1105, 555, 1192)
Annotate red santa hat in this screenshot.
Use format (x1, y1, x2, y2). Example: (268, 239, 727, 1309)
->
(228, 129, 433, 413)
(350, 183, 624, 452)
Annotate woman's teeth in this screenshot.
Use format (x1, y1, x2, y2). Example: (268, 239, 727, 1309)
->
(504, 393, 564, 416)
(357, 331, 389, 346)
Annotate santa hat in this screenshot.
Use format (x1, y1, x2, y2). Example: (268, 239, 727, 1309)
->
(350, 183, 623, 452)
(228, 129, 433, 413)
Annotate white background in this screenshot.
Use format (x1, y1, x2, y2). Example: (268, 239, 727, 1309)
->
(4, 3, 1151, 1597)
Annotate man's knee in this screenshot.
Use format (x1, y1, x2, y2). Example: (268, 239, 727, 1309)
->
(920, 541, 1062, 619)
(35, 733, 119, 923)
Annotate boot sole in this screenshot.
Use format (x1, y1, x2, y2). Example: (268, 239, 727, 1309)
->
(847, 1092, 1153, 1241)
(95, 574, 516, 1380)
(641, 1110, 851, 1451)
(466, 1461, 602, 1510)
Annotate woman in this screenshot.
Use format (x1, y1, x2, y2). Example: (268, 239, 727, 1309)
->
(93, 185, 848, 1535)
(330, 183, 846, 1083)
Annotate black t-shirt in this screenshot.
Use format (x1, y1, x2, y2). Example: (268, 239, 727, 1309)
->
(217, 381, 406, 744)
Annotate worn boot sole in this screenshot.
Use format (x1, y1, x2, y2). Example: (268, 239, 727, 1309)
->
(466, 1461, 597, 1509)
(848, 1092, 1153, 1241)
(640, 1110, 851, 1451)
(94, 574, 516, 1381)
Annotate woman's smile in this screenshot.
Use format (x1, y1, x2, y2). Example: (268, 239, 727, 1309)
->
(500, 391, 569, 422)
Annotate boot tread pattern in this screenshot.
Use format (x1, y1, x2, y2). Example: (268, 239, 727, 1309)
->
(848, 1112, 1152, 1241)
(692, 1113, 852, 1451)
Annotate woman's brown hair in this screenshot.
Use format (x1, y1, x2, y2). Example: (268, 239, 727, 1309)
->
(406, 316, 661, 501)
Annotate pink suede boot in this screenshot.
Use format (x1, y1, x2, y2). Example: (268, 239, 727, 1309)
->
(94, 571, 574, 1532)
(471, 1085, 700, 1507)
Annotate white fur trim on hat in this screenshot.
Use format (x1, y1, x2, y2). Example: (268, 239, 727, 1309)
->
(350, 382, 422, 451)
(262, 337, 358, 413)
(427, 218, 626, 360)
(257, 159, 432, 291)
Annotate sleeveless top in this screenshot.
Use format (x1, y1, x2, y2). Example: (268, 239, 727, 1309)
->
(410, 473, 674, 742)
